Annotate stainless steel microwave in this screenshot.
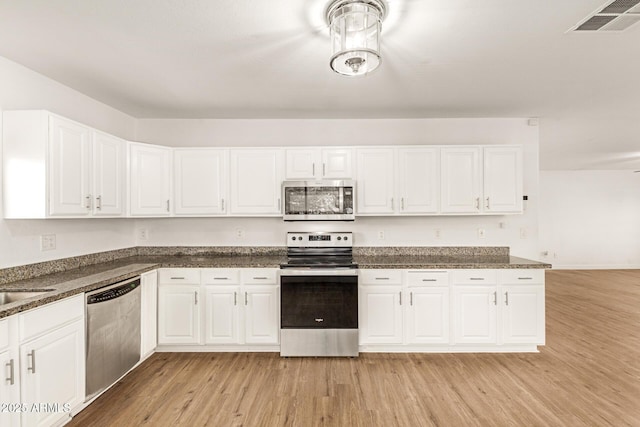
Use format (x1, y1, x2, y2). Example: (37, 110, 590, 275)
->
(282, 180, 355, 221)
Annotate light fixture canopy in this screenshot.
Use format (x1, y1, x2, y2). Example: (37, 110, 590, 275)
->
(326, 0, 386, 77)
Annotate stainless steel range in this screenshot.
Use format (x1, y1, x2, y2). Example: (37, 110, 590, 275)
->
(280, 232, 358, 357)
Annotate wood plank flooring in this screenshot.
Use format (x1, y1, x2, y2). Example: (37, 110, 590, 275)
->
(69, 270, 640, 426)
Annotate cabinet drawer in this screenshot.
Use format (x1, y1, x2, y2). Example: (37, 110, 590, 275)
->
(201, 268, 240, 285)
(452, 269, 497, 285)
(359, 269, 403, 285)
(407, 270, 449, 286)
(0, 318, 8, 349)
(499, 269, 545, 284)
(158, 268, 201, 285)
(19, 294, 84, 341)
(241, 269, 278, 285)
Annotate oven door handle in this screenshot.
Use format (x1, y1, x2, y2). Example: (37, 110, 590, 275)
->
(279, 269, 359, 276)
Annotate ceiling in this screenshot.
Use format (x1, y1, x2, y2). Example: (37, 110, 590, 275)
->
(0, 0, 639, 170)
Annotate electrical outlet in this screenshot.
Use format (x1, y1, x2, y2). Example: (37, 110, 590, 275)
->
(435, 229, 441, 239)
(40, 234, 56, 251)
(478, 229, 486, 239)
(378, 231, 385, 240)
(520, 228, 527, 239)
(236, 228, 244, 239)
(138, 229, 148, 240)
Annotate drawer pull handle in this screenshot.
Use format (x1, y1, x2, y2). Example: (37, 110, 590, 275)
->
(214, 277, 229, 280)
(253, 277, 268, 280)
(27, 350, 36, 374)
(171, 277, 185, 280)
(194, 291, 198, 305)
(493, 291, 497, 306)
(505, 292, 509, 306)
(375, 277, 390, 280)
(517, 277, 533, 280)
(470, 278, 484, 281)
(234, 292, 237, 306)
(399, 291, 402, 305)
(315, 318, 324, 323)
(6, 359, 15, 385)
(410, 292, 413, 306)
(245, 292, 248, 305)
(422, 279, 437, 282)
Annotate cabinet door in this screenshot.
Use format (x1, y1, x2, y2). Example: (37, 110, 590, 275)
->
(356, 148, 396, 214)
(406, 287, 449, 344)
(285, 148, 318, 179)
(440, 147, 481, 214)
(0, 348, 20, 427)
(174, 149, 227, 215)
(398, 147, 439, 214)
(483, 147, 523, 213)
(204, 286, 241, 344)
(141, 271, 158, 358)
(20, 319, 85, 427)
(92, 131, 125, 216)
(321, 148, 353, 179)
(48, 115, 92, 216)
(500, 285, 544, 344)
(229, 149, 283, 215)
(453, 286, 497, 344)
(243, 285, 279, 344)
(359, 286, 403, 344)
(130, 143, 172, 216)
(157, 285, 201, 344)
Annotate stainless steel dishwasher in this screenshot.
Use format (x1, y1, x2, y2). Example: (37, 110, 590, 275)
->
(85, 276, 141, 400)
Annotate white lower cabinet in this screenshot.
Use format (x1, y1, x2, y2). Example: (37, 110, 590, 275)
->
(17, 294, 85, 427)
(158, 268, 279, 347)
(406, 287, 450, 344)
(158, 284, 201, 345)
(243, 285, 279, 344)
(453, 285, 498, 344)
(204, 285, 241, 344)
(359, 268, 545, 350)
(141, 270, 158, 358)
(1, 317, 20, 427)
(358, 270, 404, 345)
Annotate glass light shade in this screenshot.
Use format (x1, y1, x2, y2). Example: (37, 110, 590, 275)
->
(327, 0, 385, 76)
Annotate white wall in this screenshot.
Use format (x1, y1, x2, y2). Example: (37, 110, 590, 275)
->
(539, 170, 640, 269)
(135, 118, 541, 259)
(0, 56, 137, 268)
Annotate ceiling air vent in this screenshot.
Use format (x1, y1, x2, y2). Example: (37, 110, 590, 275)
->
(572, 0, 640, 31)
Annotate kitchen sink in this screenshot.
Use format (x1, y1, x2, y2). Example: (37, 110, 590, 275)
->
(0, 290, 53, 305)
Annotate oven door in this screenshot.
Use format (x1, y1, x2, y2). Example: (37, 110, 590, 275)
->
(280, 269, 359, 357)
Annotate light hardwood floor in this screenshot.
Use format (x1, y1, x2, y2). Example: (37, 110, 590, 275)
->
(69, 270, 640, 426)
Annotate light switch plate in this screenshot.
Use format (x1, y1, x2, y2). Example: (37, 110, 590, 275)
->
(40, 234, 56, 251)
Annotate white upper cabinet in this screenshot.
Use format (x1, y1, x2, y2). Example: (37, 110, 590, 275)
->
(174, 149, 227, 215)
(92, 131, 125, 216)
(356, 148, 396, 214)
(129, 142, 172, 216)
(229, 149, 283, 215)
(285, 148, 353, 180)
(440, 147, 482, 214)
(2, 111, 124, 218)
(483, 146, 523, 213)
(397, 147, 440, 214)
(48, 115, 92, 216)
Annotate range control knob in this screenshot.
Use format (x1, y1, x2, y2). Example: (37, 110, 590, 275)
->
(298, 236, 303, 240)
(337, 236, 342, 241)
(344, 235, 349, 241)
(291, 236, 296, 241)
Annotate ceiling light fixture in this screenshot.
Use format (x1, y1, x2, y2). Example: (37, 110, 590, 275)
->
(326, 0, 387, 77)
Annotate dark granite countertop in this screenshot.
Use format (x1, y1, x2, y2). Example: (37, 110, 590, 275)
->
(0, 251, 549, 319)
(355, 255, 551, 269)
